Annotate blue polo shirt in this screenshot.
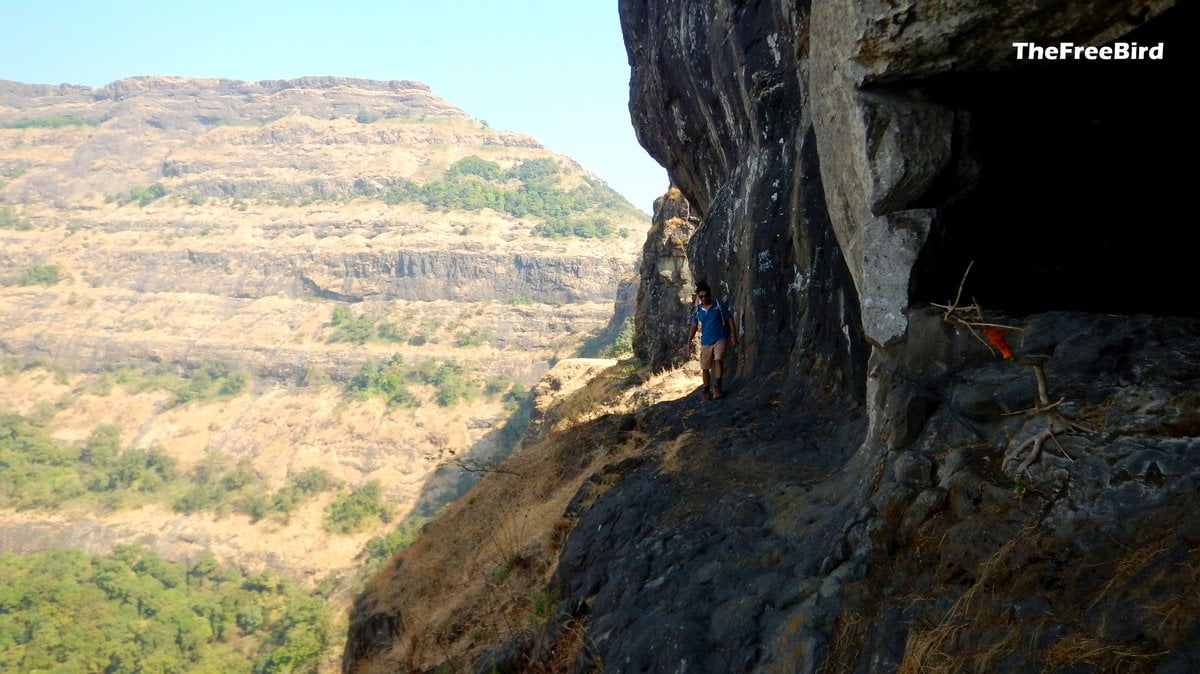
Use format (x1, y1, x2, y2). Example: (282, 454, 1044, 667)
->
(690, 299, 732, 346)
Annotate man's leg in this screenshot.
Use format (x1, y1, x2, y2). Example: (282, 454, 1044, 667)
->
(711, 340, 727, 397)
(699, 344, 714, 399)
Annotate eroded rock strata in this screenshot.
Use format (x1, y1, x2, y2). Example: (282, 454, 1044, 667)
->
(632, 186, 696, 371)
(345, 1, 1198, 671)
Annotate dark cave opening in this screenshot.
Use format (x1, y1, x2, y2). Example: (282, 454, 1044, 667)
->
(912, 2, 1197, 318)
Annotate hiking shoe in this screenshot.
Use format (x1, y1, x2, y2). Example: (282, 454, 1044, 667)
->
(700, 388, 711, 401)
(712, 384, 723, 399)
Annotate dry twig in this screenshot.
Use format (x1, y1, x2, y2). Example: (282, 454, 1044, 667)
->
(931, 262, 1024, 358)
(1003, 358, 1092, 476)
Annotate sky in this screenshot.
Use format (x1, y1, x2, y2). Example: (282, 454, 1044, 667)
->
(0, 0, 669, 213)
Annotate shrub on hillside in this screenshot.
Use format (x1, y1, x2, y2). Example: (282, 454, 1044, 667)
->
(446, 155, 502, 181)
(347, 355, 482, 407)
(170, 361, 249, 407)
(324, 480, 392, 533)
(0, 206, 33, 230)
(1, 115, 94, 129)
(453, 329, 490, 348)
(111, 182, 166, 207)
(9, 264, 64, 286)
(533, 216, 615, 239)
(377, 154, 644, 231)
(505, 157, 559, 183)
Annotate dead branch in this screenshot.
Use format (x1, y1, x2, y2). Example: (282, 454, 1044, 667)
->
(450, 457, 525, 477)
(932, 262, 1023, 359)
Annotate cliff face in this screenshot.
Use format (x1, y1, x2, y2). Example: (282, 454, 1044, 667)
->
(624, 1, 868, 402)
(1, 76, 645, 385)
(342, 1, 1200, 672)
(632, 187, 696, 371)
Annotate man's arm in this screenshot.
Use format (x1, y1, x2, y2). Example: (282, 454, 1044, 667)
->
(686, 322, 698, 351)
(725, 316, 737, 347)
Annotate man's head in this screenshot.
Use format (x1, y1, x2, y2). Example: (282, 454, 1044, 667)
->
(696, 281, 712, 305)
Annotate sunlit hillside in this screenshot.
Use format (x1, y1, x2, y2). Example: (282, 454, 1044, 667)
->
(0, 76, 648, 671)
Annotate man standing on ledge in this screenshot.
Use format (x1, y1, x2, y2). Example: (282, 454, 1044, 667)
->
(686, 281, 736, 401)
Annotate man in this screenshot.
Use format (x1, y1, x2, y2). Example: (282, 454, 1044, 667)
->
(686, 281, 736, 400)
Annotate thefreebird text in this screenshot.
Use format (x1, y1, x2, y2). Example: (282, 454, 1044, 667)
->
(1013, 42, 1165, 60)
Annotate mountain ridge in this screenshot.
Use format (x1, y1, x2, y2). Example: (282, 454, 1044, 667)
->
(1, 75, 441, 104)
(0, 68, 646, 633)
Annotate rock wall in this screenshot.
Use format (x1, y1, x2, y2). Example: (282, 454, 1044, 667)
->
(632, 187, 696, 371)
(545, 310, 1200, 673)
(622, 0, 869, 408)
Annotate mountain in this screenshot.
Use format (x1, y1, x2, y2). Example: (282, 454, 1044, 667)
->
(0, 76, 645, 604)
(344, 1, 1200, 672)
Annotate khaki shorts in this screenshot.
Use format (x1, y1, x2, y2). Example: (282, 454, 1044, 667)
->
(699, 340, 727, 371)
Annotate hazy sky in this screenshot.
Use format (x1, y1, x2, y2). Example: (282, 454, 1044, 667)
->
(0, 0, 669, 212)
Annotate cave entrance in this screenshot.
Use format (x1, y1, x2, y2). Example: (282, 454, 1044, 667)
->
(912, 2, 1197, 318)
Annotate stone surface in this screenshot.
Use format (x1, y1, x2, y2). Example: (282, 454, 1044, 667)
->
(621, 0, 868, 404)
(810, 0, 1177, 342)
(44, 246, 629, 304)
(548, 310, 1200, 673)
(859, 209, 933, 347)
(633, 187, 697, 371)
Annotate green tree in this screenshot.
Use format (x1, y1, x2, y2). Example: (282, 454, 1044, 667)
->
(0, 546, 331, 672)
(446, 155, 502, 180)
(12, 264, 64, 285)
(81, 424, 121, 467)
(506, 158, 559, 183)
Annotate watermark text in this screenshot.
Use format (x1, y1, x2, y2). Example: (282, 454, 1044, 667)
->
(1013, 42, 1165, 60)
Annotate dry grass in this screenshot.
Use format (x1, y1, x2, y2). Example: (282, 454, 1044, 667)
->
(971, 623, 1024, 673)
(525, 618, 602, 674)
(822, 609, 866, 674)
(1144, 544, 1200, 634)
(1085, 541, 1169, 612)
(899, 522, 1194, 674)
(351, 360, 680, 672)
(1042, 633, 1168, 672)
(909, 511, 950, 565)
(658, 429, 695, 474)
(0, 368, 480, 580)
(899, 527, 1031, 674)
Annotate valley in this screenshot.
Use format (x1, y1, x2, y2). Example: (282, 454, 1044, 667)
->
(0, 75, 649, 670)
